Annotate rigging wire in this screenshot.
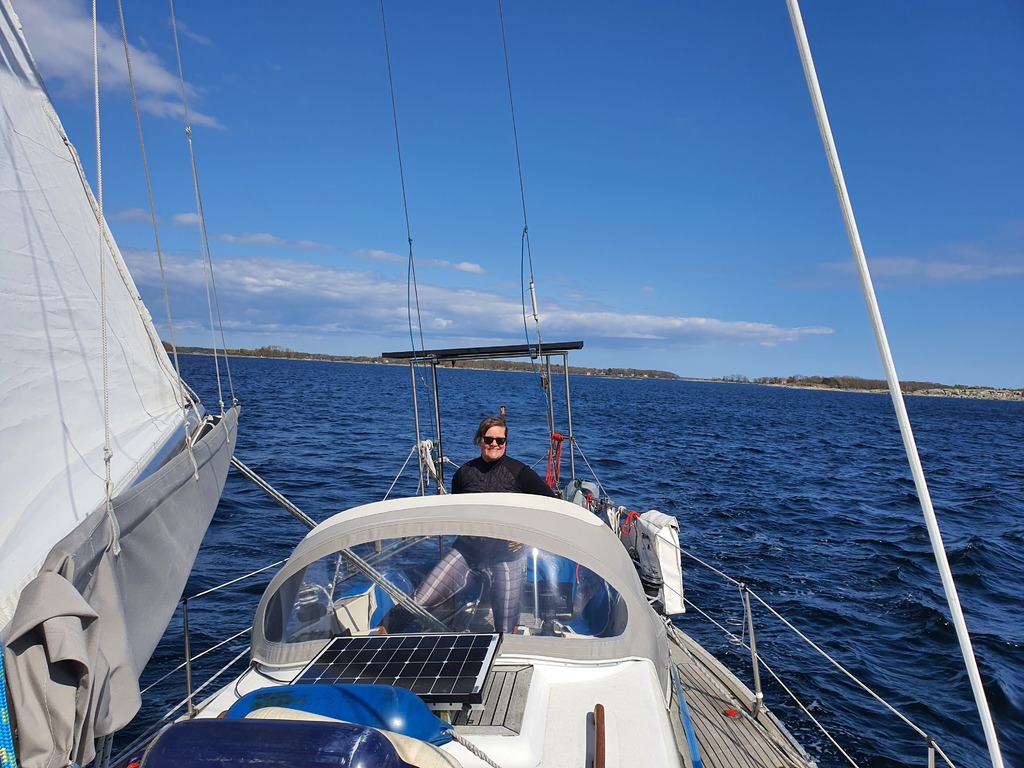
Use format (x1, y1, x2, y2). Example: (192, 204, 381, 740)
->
(168, 0, 236, 412)
(497, 0, 542, 352)
(670, 553, 958, 767)
(115, 0, 199, 444)
(497, 0, 558, 442)
(380, 0, 440, 480)
(786, 2, 1003, 766)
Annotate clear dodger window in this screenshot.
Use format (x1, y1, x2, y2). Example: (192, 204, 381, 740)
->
(264, 534, 626, 644)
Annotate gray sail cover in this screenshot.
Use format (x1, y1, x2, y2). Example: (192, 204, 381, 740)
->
(0, 1, 239, 765)
(3, 409, 236, 768)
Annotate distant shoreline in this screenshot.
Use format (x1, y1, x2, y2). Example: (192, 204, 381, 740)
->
(168, 344, 679, 381)
(169, 344, 1021, 401)
(720, 380, 1023, 402)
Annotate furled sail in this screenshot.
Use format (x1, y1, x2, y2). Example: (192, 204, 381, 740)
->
(0, 2, 237, 764)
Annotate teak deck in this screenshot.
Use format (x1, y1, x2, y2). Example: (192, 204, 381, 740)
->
(672, 643, 812, 768)
(453, 651, 812, 767)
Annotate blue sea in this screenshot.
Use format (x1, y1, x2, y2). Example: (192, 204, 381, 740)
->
(127, 354, 1023, 767)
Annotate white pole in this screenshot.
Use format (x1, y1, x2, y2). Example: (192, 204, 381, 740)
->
(785, 2, 1004, 766)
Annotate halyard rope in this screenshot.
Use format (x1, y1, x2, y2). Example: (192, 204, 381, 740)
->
(93, 0, 121, 555)
(497, 0, 558, 441)
(498, 1, 541, 349)
(379, 0, 440, 483)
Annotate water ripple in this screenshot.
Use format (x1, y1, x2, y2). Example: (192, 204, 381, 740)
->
(125, 357, 1024, 768)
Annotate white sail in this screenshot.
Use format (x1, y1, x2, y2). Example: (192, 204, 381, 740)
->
(0, 0, 187, 630)
(1, 3, 238, 765)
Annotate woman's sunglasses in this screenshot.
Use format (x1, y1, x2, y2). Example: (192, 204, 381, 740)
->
(481, 436, 507, 446)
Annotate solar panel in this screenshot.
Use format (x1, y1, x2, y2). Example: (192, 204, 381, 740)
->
(293, 633, 502, 705)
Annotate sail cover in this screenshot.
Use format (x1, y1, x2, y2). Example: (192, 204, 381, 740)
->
(0, 2, 187, 629)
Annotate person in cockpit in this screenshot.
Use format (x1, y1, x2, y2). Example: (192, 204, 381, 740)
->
(388, 416, 555, 633)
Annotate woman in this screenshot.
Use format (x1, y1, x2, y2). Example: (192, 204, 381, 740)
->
(450, 416, 555, 496)
(397, 416, 555, 633)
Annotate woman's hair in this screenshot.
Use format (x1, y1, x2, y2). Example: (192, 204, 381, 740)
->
(473, 415, 507, 444)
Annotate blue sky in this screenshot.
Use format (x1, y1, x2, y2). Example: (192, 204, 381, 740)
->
(13, 0, 1023, 387)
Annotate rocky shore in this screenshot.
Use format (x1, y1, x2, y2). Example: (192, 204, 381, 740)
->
(910, 387, 1023, 401)
(759, 382, 1023, 401)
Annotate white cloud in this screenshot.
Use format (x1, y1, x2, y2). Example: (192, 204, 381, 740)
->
(218, 232, 335, 251)
(173, 19, 212, 48)
(171, 213, 199, 227)
(422, 259, 486, 274)
(136, 96, 221, 130)
(352, 249, 405, 264)
(351, 250, 485, 274)
(865, 256, 1024, 282)
(540, 311, 830, 346)
(123, 250, 832, 350)
(11, 0, 222, 128)
(822, 234, 1024, 284)
(108, 208, 150, 223)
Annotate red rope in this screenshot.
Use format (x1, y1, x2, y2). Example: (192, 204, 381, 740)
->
(620, 510, 641, 535)
(545, 432, 564, 489)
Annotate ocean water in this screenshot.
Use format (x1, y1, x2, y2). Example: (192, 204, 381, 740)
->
(128, 354, 1022, 767)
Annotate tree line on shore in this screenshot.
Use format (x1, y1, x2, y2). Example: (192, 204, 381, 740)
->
(164, 344, 1019, 394)
(163, 343, 680, 380)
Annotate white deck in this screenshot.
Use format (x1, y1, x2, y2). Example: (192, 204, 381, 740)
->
(446, 657, 681, 768)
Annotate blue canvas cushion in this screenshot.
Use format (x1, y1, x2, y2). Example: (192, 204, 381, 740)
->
(225, 684, 453, 745)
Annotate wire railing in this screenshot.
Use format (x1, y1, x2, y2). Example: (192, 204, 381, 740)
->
(107, 559, 280, 768)
(676, 545, 956, 768)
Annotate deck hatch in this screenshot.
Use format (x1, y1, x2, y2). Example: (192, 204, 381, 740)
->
(293, 633, 502, 704)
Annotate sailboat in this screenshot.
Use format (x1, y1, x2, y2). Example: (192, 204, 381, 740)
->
(93, 0, 1009, 765)
(0, 1, 238, 765)
(1, 0, 1007, 766)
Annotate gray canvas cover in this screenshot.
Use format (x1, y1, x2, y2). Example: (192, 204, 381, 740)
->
(250, 493, 670, 694)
